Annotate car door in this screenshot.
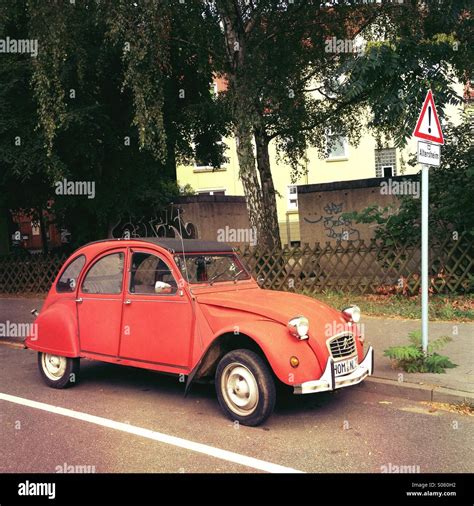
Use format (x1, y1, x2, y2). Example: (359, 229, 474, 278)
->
(119, 248, 193, 369)
(77, 249, 126, 356)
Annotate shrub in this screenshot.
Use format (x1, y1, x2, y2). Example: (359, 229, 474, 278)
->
(384, 330, 457, 373)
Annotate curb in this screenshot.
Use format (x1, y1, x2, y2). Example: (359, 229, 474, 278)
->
(363, 376, 474, 404)
(0, 339, 26, 350)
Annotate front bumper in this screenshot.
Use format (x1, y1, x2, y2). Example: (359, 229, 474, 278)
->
(294, 346, 374, 394)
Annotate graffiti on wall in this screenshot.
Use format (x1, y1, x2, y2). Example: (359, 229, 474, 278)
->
(303, 202, 360, 240)
(111, 205, 197, 240)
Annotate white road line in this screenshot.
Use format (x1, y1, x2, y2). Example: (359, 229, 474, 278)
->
(0, 392, 303, 474)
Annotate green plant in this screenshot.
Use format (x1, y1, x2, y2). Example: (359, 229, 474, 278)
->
(384, 331, 457, 373)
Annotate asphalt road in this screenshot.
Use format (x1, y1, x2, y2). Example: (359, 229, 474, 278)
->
(0, 344, 472, 474)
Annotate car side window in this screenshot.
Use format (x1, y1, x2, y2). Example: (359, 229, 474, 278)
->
(56, 255, 86, 293)
(82, 252, 124, 294)
(130, 252, 178, 295)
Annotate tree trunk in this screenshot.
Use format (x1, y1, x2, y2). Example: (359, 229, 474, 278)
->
(218, 3, 282, 250)
(254, 128, 282, 250)
(234, 122, 263, 238)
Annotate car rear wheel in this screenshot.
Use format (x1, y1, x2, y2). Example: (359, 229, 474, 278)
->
(215, 349, 276, 426)
(38, 352, 80, 389)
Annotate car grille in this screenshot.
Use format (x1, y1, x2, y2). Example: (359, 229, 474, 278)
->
(327, 333, 356, 359)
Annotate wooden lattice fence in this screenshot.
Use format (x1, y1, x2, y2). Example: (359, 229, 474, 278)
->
(0, 235, 472, 295)
(0, 254, 67, 294)
(236, 235, 473, 295)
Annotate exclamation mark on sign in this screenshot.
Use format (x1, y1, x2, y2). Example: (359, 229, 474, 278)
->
(428, 106, 431, 133)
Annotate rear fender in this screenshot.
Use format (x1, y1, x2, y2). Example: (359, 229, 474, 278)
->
(25, 299, 79, 357)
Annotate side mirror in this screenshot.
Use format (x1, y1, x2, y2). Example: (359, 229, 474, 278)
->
(256, 276, 265, 287)
(155, 281, 172, 294)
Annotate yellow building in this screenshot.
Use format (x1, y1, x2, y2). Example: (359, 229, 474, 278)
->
(176, 86, 463, 244)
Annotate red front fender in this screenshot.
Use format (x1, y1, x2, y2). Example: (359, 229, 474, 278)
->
(194, 320, 324, 386)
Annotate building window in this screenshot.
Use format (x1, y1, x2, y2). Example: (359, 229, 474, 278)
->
(196, 189, 226, 196)
(326, 130, 348, 160)
(287, 185, 298, 210)
(375, 148, 397, 177)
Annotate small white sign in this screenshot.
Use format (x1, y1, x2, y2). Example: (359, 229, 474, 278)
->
(417, 141, 440, 166)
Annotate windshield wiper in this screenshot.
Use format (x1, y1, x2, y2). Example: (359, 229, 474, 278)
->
(208, 270, 227, 285)
(232, 269, 244, 283)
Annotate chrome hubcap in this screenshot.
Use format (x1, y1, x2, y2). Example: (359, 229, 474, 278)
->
(221, 363, 259, 416)
(42, 354, 67, 381)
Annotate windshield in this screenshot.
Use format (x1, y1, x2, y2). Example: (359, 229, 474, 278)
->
(174, 254, 251, 284)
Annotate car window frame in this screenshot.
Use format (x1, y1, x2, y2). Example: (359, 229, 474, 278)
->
(55, 254, 86, 294)
(127, 248, 181, 297)
(80, 250, 126, 296)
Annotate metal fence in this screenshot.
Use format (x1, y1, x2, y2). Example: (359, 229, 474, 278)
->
(0, 235, 472, 295)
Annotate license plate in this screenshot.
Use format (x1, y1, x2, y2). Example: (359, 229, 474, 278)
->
(334, 356, 358, 377)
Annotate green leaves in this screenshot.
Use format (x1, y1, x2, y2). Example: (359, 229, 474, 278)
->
(384, 330, 457, 373)
(424, 353, 457, 374)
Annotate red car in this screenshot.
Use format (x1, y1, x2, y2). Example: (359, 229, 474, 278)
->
(25, 238, 374, 426)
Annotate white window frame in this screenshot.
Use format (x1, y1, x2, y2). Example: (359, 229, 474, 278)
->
(287, 185, 298, 211)
(325, 129, 349, 161)
(375, 148, 397, 177)
(382, 166, 394, 178)
(196, 188, 227, 196)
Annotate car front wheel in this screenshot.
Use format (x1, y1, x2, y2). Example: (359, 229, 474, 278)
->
(215, 349, 276, 426)
(38, 352, 80, 389)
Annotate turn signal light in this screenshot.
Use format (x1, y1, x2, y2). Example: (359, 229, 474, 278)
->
(290, 356, 300, 368)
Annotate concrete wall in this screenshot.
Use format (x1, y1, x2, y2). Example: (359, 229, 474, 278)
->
(176, 195, 252, 245)
(298, 176, 419, 245)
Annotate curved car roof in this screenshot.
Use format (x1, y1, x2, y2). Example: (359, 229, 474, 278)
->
(81, 238, 234, 253)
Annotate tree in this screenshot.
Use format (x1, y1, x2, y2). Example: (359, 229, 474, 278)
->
(0, 0, 228, 250)
(0, 1, 57, 254)
(208, 0, 385, 249)
(214, 0, 473, 249)
(3, 1, 471, 252)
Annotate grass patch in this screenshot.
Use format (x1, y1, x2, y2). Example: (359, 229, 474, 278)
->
(306, 291, 474, 321)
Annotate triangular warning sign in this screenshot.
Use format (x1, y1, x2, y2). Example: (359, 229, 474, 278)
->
(413, 90, 444, 144)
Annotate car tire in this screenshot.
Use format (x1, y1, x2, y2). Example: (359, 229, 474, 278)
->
(37, 352, 80, 389)
(215, 349, 276, 426)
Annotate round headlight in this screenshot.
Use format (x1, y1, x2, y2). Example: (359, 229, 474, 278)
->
(342, 305, 361, 323)
(287, 316, 309, 340)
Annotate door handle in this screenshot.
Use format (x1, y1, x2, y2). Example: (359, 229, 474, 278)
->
(75, 297, 83, 304)
(124, 299, 132, 305)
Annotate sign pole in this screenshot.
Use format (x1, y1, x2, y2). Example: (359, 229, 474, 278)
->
(414, 90, 444, 355)
(421, 164, 429, 354)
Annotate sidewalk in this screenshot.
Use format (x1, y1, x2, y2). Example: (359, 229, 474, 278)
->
(362, 316, 474, 403)
(1, 297, 473, 403)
